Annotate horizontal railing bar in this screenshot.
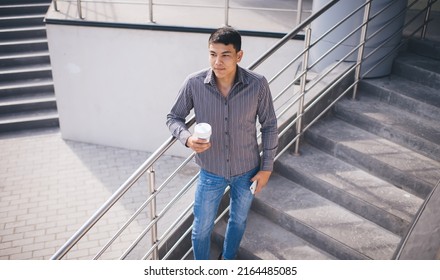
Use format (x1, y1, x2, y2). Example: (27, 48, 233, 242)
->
(307, 1, 367, 51)
(361, 0, 435, 79)
(365, 0, 419, 45)
(302, 64, 358, 127)
(307, 20, 365, 70)
(275, 63, 358, 160)
(155, 2, 301, 13)
(362, 4, 430, 64)
(361, 21, 427, 79)
(93, 152, 196, 259)
(247, 0, 340, 70)
(142, 202, 194, 260)
(119, 172, 199, 259)
(274, 60, 357, 159)
(51, 118, 195, 260)
(54, 0, 309, 13)
(268, 53, 303, 85)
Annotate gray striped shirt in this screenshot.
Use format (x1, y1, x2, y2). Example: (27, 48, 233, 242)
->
(166, 66, 278, 179)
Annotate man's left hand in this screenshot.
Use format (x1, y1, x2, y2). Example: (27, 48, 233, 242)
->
(250, 170, 272, 194)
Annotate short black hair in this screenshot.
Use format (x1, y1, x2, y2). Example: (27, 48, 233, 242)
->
(208, 27, 241, 52)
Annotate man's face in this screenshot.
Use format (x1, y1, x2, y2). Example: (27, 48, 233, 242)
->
(209, 43, 243, 81)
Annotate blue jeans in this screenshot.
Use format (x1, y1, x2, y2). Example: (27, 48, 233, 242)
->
(192, 167, 258, 260)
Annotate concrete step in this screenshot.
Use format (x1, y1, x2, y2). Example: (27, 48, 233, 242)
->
(359, 75, 440, 122)
(0, 50, 50, 67)
(0, 25, 47, 41)
(275, 144, 423, 236)
(250, 173, 401, 259)
(407, 38, 440, 60)
(0, 14, 45, 28)
(0, 63, 52, 82)
(334, 93, 440, 161)
(214, 210, 336, 260)
(305, 118, 440, 199)
(1, 0, 51, 5)
(0, 3, 50, 17)
(0, 108, 58, 132)
(393, 52, 440, 90)
(0, 38, 48, 53)
(0, 78, 53, 97)
(0, 92, 56, 114)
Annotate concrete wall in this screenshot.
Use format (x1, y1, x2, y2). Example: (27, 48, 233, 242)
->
(45, 24, 300, 156)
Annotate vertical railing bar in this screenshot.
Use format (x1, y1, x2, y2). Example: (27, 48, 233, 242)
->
(296, 0, 304, 26)
(92, 152, 196, 259)
(142, 202, 194, 260)
(53, 0, 59, 11)
(224, 0, 230, 26)
(148, 166, 159, 260)
(77, 0, 83, 19)
(149, 0, 155, 23)
(294, 27, 311, 156)
(352, 0, 371, 100)
(361, 22, 427, 79)
(119, 173, 199, 260)
(421, 0, 434, 39)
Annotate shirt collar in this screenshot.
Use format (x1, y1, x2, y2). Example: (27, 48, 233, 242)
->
(204, 66, 248, 86)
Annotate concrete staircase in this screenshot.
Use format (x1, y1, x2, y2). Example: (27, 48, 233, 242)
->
(213, 39, 440, 260)
(0, 0, 58, 133)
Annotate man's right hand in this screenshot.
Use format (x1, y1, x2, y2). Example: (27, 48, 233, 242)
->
(186, 136, 211, 153)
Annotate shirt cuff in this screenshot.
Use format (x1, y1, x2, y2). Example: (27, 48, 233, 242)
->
(179, 130, 192, 147)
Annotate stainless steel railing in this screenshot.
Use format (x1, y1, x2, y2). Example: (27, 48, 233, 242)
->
(51, 0, 437, 260)
(52, 0, 311, 29)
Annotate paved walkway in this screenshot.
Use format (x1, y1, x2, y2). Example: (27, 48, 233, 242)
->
(0, 128, 198, 260)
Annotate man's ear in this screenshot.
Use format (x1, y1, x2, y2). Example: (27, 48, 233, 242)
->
(237, 50, 244, 62)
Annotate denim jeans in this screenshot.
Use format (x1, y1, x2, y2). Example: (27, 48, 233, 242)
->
(191, 166, 258, 260)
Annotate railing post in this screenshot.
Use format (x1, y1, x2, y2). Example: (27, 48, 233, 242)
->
(421, 0, 433, 39)
(352, 0, 372, 100)
(149, 0, 155, 23)
(77, 0, 84, 19)
(224, 0, 230, 26)
(294, 27, 312, 156)
(296, 0, 304, 26)
(53, 0, 59, 12)
(148, 166, 159, 260)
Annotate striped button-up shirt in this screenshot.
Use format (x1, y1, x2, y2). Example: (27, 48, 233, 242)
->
(167, 66, 278, 179)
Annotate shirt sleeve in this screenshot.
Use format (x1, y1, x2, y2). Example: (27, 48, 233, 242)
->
(257, 77, 278, 171)
(166, 78, 194, 147)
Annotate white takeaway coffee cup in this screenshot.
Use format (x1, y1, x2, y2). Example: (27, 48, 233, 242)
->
(194, 123, 211, 141)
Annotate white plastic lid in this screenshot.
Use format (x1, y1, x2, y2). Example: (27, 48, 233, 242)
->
(194, 123, 211, 139)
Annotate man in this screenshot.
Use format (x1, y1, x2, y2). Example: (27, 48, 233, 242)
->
(166, 27, 278, 260)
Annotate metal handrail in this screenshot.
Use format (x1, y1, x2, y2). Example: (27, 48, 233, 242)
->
(51, 119, 194, 259)
(50, 0, 341, 260)
(52, 0, 311, 28)
(51, 0, 437, 260)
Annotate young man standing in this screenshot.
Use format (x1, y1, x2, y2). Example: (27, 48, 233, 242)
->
(167, 27, 278, 260)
